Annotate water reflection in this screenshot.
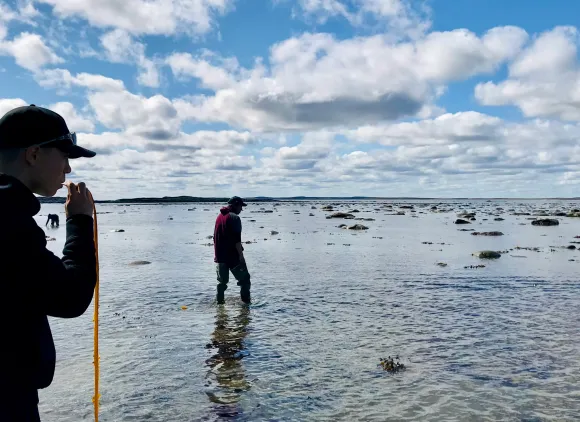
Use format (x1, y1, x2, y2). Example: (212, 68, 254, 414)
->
(205, 304, 252, 418)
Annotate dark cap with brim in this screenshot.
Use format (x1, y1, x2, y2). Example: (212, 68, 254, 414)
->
(0, 104, 96, 159)
(50, 139, 97, 158)
(228, 196, 248, 206)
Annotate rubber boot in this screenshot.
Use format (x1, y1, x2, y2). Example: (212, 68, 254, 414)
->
(216, 284, 226, 304)
(240, 287, 251, 304)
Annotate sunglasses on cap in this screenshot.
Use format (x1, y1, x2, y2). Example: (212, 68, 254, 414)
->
(34, 132, 77, 148)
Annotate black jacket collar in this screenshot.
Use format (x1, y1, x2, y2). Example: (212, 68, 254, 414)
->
(0, 173, 41, 216)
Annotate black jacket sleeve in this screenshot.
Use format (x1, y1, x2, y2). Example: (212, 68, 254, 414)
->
(27, 215, 97, 318)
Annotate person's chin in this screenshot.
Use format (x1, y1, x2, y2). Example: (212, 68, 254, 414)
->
(37, 186, 60, 197)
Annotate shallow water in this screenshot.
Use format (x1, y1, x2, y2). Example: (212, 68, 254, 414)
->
(36, 200, 580, 421)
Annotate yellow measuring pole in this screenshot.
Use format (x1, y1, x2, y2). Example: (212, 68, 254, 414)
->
(90, 193, 100, 421)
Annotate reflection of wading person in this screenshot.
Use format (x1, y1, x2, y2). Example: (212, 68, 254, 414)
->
(205, 305, 251, 415)
(214, 197, 251, 304)
(45, 213, 59, 227)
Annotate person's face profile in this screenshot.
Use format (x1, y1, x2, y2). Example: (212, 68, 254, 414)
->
(30, 146, 72, 197)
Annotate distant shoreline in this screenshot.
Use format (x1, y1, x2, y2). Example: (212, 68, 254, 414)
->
(37, 196, 580, 204)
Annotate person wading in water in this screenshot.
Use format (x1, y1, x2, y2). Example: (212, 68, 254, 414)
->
(0, 104, 97, 421)
(45, 213, 59, 227)
(213, 196, 251, 304)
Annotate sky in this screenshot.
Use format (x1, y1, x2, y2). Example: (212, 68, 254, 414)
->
(1, 0, 580, 199)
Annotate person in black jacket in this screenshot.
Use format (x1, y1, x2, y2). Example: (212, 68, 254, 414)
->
(0, 104, 97, 421)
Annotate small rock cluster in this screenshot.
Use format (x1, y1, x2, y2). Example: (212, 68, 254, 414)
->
(531, 219, 559, 226)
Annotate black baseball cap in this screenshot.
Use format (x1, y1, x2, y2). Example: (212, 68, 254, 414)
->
(0, 104, 96, 158)
(228, 196, 248, 206)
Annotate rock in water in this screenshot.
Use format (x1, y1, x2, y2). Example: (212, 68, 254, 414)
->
(473, 251, 501, 259)
(111, 229, 125, 232)
(531, 219, 559, 226)
(129, 261, 151, 266)
(471, 231, 504, 236)
(270, 230, 279, 235)
(455, 219, 471, 224)
(348, 224, 369, 230)
(326, 212, 355, 219)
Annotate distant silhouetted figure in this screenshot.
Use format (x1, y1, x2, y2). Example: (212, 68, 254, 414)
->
(214, 196, 251, 304)
(45, 213, 59, 227)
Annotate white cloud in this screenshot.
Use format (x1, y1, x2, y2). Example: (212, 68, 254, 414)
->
(261, 131, 333, 170)
(35, 0, 235, 36)
(36, 69, 126, 91)
(0, 32, 63, 71)
(475, 26, 580, 121)
(57, 110, 580, 199)
(166, 52, 240, 90)
(0, 2, 40, 40)
(100, 29, 142, 63)
(49, 101, 95, 132)
(136, 59, 160, 88)
(18, 1, 41, 21)
(169, 26, 526, 132)
(0, 4, 16, 40)
(87, 91, 180, 139)
(415, 26, 528, 82)
(35, 72, 182, 141)
(78, 128, 254, 153)
(100, 29, 160, 88)
(174, 130, 254, 150)
(509, 26, 578, 80)
(297, 0, 349, 22)
(213, 155, 255, 170)
(345, 112, 504, 146)
(293, 0, 431, 38)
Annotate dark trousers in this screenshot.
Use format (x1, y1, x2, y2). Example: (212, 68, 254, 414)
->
(216, 262, 251, 302)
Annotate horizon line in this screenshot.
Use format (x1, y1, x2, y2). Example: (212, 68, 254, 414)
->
(37, 195, 580, 202)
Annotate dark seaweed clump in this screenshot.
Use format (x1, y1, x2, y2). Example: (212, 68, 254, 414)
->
(379, 356, 406, 373)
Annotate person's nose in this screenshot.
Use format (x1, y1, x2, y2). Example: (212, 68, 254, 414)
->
(64, 159, 72, 174)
